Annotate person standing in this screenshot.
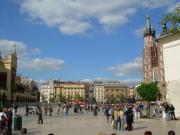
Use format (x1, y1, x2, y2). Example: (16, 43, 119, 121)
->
(169, 104, 177, 120)
(37, 106, 43, 124)
(25, 105, 29, 117)
(48, 105, 53, 116)
(5, 107, 13, 135)
(125, 105, 134, 131)
(164, 103, 170, 120)
(56, 104, 60, 115)
(94, 105, 98, 116)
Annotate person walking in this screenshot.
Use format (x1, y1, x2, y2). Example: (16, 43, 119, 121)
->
(105, 106, 110, 122)
(44, 105, 48, 116)
(125, 105, 134, 131)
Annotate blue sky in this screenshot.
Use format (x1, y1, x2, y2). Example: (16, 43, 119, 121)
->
(0, 0, 179, 83)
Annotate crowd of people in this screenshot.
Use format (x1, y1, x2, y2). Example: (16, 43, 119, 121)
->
(102, 102, 177, 134)
(0, 106, 13, 135)
(0, 101, 178, 135)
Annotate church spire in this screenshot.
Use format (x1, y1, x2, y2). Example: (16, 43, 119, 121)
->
(13, 44, 16, 54)
(144, 16, 155, 37)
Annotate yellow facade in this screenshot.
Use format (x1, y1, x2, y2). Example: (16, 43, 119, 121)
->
(54, 82, 88, 101)
(0, 49, 37, 102)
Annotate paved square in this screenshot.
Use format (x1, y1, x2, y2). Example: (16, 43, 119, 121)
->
(13, 107, 180, 135)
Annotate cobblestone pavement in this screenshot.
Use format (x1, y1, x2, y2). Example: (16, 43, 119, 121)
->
(12, 107, 180, 135)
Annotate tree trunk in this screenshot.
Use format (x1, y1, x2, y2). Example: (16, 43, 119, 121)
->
(147, 102, 151, 119)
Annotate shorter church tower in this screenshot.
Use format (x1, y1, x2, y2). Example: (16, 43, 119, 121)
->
(4, 45, 17, 101)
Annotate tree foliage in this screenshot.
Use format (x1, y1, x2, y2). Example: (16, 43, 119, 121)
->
(137, 82, 159, 102)
(159, 6, 180, 33)
(119, 95, 127, 102)
(58, 94, 66, 102)
(107, 96, 117, 104)
(74, 94, 84, 101)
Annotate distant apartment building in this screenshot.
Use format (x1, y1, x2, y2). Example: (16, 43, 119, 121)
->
(104, 81, 127, 101)
(63, 82, 88, 99)
(53, 81, 64, 101)
(93, 81, 105, 103)
(52, 81, 90, 102)
(40, 80, 54, 102)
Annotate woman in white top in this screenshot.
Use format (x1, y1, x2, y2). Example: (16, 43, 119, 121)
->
(0, 107, 6, 121)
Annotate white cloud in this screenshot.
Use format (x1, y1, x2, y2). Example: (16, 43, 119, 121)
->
(142, 0, 176, 8)
(31, 48, 41, 55)
(167, 2, 180, 12)
(19, 57, 64, 70)
(105, 57, 143, 78)
(0, 39, 26, 55)
(19, 0, 176, 35)
(0, 39, 64, 71)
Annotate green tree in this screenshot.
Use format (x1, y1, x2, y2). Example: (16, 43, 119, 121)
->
(137, 82, 159, 118)
(74, 94, 82, 100)
(58, 94, 66, 103)
(159, 7, 180, 33)
(119, 95, 127, 103)
(107, 96, 117, 104)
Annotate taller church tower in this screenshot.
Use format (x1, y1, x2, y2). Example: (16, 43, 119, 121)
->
(143, 16, 159, 83)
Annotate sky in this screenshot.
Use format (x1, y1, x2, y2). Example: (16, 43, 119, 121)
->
(0, 0, 179, 84)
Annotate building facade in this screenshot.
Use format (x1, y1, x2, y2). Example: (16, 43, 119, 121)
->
(104, 81, 127, 102)
(0, 48, 38, 103)
(157, 32, 180, 116)
(40, 80, 54, 102)
(47, 81, 90, 102)
(0, 49, 17, 102)
(63, 82, 88, 99)
(93, 81, 105, 103)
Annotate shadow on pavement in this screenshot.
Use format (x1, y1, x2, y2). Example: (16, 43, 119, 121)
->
(133, 126, 147, 130)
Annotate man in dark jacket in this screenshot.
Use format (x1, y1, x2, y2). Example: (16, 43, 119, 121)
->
(125, 106, 134, 131)
(5, 107, 13, 135)
(37, 106, 43, 124)
(169, 104, 177, 120)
